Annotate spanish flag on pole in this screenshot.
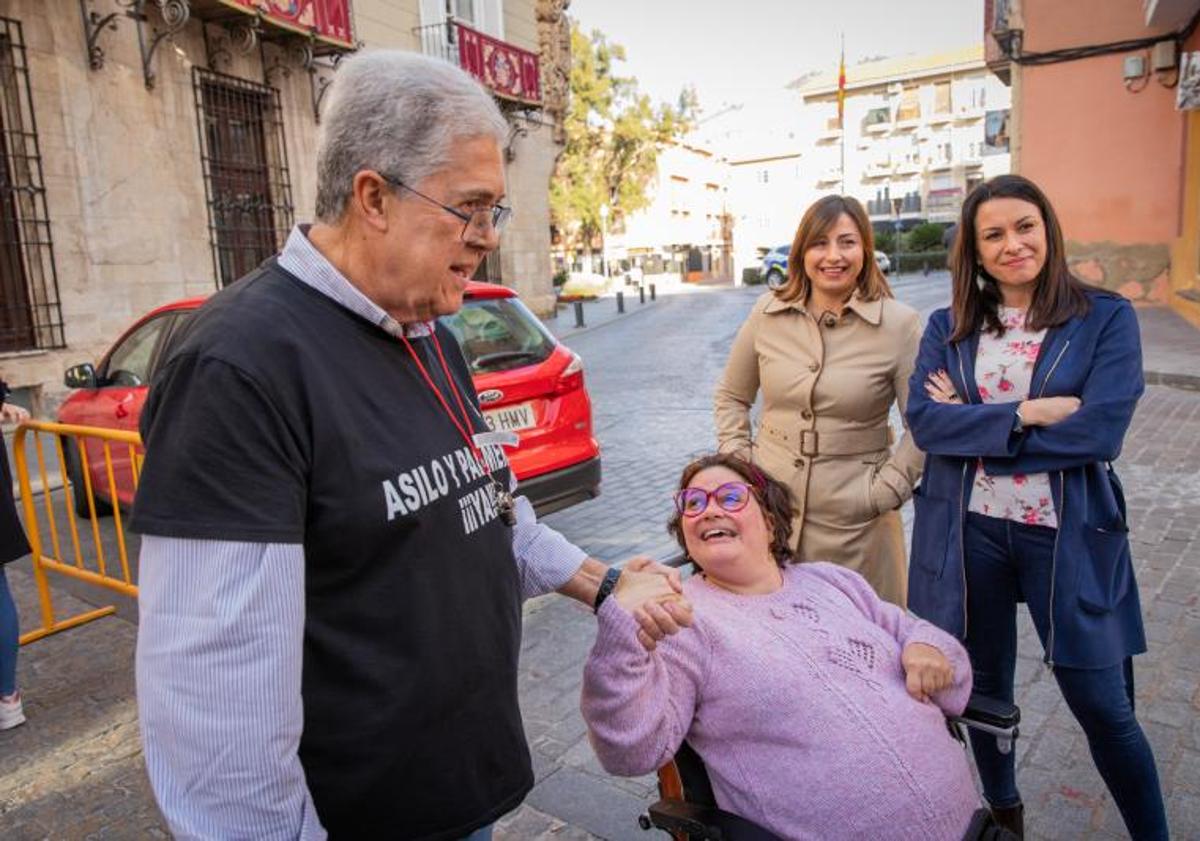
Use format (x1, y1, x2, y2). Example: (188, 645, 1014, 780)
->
(837, 41, 846, 126)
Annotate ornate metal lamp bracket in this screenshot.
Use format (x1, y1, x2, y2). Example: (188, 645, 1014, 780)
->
(504, 117, 530, 163)
(127, 0, 192, 89)
(308, 44, 358, 124)
(78, 0, 122, 71)
(309, 65, 333, 124)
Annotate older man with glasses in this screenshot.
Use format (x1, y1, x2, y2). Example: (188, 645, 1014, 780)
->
(131, 50, 690, 841)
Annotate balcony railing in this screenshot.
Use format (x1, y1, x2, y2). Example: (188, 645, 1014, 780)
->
(927, 186, 964, 220)
(896, 104, 921, 127)
(414, 19, 542, 106)
(863, 107, 891, 134)
(868, 195, 922, 217)
(865, 158, 893, 177)
(219, 0, 354, 51)
(818, 117, 843, 140)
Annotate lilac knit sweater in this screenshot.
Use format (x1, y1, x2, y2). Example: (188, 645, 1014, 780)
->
(582, 562, 979, 841)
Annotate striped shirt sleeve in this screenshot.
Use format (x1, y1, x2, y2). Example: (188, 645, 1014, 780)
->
(135, 536, 326, 841)
(135, 505, 584, 838)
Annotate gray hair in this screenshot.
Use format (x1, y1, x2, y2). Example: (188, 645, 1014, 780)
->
(314, 50, 510, 223)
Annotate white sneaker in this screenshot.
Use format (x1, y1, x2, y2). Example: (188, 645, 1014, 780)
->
(0, 691, 25, 730)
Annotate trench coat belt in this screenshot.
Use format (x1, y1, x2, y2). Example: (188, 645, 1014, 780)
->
(759, 423, 891, 457)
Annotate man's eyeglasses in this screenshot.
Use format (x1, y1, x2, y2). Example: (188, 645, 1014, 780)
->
(674, 482, 753, 518)
(381, 174, 512, 241)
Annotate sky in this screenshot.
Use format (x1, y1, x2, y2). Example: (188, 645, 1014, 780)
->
(568, 0, 984, 115)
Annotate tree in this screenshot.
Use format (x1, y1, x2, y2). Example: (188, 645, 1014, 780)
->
(905, 222, 947, 252)
(550, 24, 692, 254)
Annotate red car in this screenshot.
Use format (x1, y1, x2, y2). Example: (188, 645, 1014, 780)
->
(56, 282, 601, 517)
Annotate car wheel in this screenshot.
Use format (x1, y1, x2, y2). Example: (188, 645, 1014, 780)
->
(765, 268, 785, 290)
(60, 436, 112, 519)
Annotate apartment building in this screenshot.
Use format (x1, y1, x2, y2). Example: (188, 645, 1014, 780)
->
(0, 0, 569, 412)
(793, 45, 1011, 231)
(675, 100, 805, 278)
(614, 141, 733, 282)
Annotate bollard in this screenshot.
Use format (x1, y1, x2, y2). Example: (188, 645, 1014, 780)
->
(639, 286, 645, 304)
(573, 300, 585, 328)
(616, 291, 625, 313)
(650, 283, 657, 301)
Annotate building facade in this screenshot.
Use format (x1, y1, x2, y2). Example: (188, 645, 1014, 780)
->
(613, 141, 733, 282)
(0, 0, 569, 413)
(986, 0, 1200, 326)
(726, 151, 804, 255)
(794, 45, 1012, 233)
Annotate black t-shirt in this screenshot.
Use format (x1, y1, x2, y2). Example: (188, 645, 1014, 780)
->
(131, 261, 531, 839)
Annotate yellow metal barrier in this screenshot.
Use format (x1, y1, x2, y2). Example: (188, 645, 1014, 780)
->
(13, 420, 143, 644)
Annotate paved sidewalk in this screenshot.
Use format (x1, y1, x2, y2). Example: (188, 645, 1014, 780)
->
(2, 288, 1198, 839)
(546, 279, 720, 342)
(1137, 305, 1200, 391)
(501, 392, 1200, 841)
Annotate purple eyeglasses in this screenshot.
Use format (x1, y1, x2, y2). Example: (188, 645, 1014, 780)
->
(674, 482, 753, 518)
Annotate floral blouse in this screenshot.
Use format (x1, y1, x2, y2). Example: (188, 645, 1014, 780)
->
(968, 307, 1058, 528)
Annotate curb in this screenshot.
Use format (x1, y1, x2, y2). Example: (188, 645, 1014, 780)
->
(550, 293, 664, 341)
(1145, 370, 1200, 392)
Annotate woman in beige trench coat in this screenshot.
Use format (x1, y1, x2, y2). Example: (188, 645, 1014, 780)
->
(714, 196, 924, 604)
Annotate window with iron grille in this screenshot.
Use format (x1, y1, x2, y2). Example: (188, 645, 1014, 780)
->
(193, 68, 294, 287)
(0, 16, 64, 352)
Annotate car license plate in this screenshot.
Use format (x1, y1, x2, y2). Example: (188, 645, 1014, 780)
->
(483, 402, 536, 432)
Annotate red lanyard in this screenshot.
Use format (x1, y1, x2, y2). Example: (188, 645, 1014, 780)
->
(398, 328, 493, 478)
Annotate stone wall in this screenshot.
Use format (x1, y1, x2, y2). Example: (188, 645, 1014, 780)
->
(1067, 241, 1171, 304)
(0, 0, 565, 408)
(501, 117, 559, 316)
(0, 0, 320, 413)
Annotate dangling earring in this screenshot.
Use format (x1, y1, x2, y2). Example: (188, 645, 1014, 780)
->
(975, 266, 987, 291)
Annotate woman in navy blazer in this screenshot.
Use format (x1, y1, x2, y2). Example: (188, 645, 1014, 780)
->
(906, 175, 1166, 839)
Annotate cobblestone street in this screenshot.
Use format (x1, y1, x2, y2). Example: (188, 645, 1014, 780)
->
(3, 276, 1199, 840)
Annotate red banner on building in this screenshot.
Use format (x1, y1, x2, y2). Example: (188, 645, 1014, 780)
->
(456, 22, 541, 106)
(216, 1, 355, 50)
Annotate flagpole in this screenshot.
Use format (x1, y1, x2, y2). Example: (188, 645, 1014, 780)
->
(839, 32, 846, 195)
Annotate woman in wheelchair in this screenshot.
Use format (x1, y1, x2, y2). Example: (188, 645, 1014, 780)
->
(582, 453, 984, 841)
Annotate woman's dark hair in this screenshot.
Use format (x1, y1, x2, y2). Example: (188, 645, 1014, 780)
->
(949, 174, 1090, 343)
(667, 452, 796, 568)
(777, 195, 893, 305)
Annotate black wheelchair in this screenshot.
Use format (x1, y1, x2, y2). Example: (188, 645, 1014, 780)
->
(636, 692, 1022, 841)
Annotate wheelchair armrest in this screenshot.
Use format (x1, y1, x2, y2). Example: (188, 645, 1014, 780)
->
(644, 798, 784, 841)
(950, 693, 1020, 755)
(959, 693, 1020, 730)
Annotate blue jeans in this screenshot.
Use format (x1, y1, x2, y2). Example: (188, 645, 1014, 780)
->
(962, 512, 1167, 840)
(460, 824, 493, 841)
(0, 565, 18, 696)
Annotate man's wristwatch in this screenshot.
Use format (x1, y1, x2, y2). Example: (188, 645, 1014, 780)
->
(594, 566, 622, 613)
(1013, 407, 1025, 433)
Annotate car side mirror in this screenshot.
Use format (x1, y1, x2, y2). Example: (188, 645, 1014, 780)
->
(64, 363, 98, 390)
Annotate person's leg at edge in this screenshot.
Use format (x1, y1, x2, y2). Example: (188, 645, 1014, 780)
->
(0, 565, 18, 697)
(962, 513, 1022, 810)
(1053, 661, 1168, 840)
(460, 824, 494, 841)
